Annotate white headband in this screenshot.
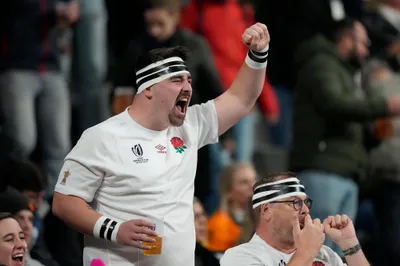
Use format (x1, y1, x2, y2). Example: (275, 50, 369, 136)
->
(252, 177, 306, 209)
(135, 56, 190, 94)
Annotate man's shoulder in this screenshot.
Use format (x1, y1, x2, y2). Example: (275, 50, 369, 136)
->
(221, 240, 264, 262)
(179, 29, 206, 46)
(304, 54, 341, 73)
(78, 112, 128, 144)
(186, 100, 215, 120)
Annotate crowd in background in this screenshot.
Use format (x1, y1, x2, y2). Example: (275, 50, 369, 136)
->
(1, 0, 400, 265)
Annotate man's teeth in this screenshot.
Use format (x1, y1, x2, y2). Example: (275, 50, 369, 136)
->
(12, 254, 23, 261)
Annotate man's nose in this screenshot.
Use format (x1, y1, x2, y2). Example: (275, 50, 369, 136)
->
(300, 202, 310, 215)
(183, 81, 192, 92)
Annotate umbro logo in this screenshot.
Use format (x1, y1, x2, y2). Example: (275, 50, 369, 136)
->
(132, 144, 148, 163)
(155, 144, 167, 154)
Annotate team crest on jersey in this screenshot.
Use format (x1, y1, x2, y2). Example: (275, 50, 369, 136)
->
(278, 259, 286, 266)
(60, 169, 70, 185)
(132, 144, 148, 163)
(170, 137, 187, 154)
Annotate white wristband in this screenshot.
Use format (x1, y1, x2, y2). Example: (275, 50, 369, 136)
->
(245, 44, 269, 69)
(93, 216, 121, 244)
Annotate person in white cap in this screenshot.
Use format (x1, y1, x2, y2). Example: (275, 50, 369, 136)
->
(52, 22, 270, 266)
(220, 172, 370, 266)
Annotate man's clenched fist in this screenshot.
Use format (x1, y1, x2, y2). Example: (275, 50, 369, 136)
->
(242, 23, 270, 52)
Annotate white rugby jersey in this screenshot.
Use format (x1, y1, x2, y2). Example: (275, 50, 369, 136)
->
(54, 100, 218, 266)
(220, 234, 347, 266)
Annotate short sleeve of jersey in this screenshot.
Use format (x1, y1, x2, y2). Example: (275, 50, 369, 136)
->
(186, 100, 218, 149)
(54, 127, 114, 202)
(220, 247, 265, 266)
(319, 246, 348, 266)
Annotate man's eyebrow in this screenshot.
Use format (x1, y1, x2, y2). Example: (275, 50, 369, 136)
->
(169, 75, 183, 80)
(169, 74, 192, 81)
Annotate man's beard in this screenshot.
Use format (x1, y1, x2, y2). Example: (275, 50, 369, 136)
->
(348, 49, 363, 70)
(169, 113, 185, 126)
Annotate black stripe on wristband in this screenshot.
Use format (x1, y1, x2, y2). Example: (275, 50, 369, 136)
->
(106, 221, 118, 241)
(100, 218, 111, 239)
(251, 49, 268, 57)
(248, 50, 268, 63)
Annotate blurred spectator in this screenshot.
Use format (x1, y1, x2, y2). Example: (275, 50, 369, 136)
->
(3, 157, 46, 211)
(0, 212, 28, 266)
(0, 187, 44, 266)
(207, 162, 256, 253)
(291, 17, 400, 253)
(254, 0, 364, 148)
(1, 157, 59, 266)
(363, 0, 400, 72)
(43, 197, 83, 266)
(0, 0, 79, 196)
(180, 0, 279, 159)
(363, 59, 400, 264)
(114, 0, 224, 210)
(193, 197, 219, 266)
(71, 0, 109, 136)
(180, 0, 278, 215)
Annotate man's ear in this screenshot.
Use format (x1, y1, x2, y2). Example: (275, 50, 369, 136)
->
(143, 86, 153, 99)
(261, 203, 272, 222)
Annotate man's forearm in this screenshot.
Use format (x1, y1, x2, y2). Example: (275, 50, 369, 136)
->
(344, 249, 370, 266)
(227, 62, 266, 112)
(52, 192, 101, 236)
(339, 239, 370, 266)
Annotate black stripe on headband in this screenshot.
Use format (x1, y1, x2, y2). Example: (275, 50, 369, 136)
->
(106, 221, 117, 241)
(248, 50, 268, 63)
(254, 181, 300, 195)
(99, 218, 111, 239)
(137, 65, 189, 88)
(252, 186, 306, 206)
(136, 61, 186, 80)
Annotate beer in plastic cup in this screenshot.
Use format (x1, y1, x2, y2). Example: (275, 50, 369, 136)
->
(143, 218, 163, 256)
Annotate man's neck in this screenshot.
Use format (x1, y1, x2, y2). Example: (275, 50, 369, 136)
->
(256, 228, 296, 254)
(128, 100, 169, 131)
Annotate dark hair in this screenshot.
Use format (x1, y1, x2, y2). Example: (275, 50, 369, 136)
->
(2, 156, 46, 192)
(114, 46, 190, 93)
(252, 172, 297, 227)
(135, 46, 190, 73)
(326, 17, 357, 43)
(144, 0, 181, 13)
(0, 212, 12, 221)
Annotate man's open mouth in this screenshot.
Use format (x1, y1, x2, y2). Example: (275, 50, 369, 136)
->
(174, 97, 189, 115)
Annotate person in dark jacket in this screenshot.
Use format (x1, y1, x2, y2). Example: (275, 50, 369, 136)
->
(114, 0, 224, 209)
(363, 0, 400, 72)
(0, 0, 79, 197)
(362, 60, 400, 265)
(254, 0, 364, 148)
(290, 18, 400, 253)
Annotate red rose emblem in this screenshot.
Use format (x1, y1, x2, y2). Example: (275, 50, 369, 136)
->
(170, 137, 187, 154)
(312, 261, 325, 266)
(170, 137, 184, 148)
